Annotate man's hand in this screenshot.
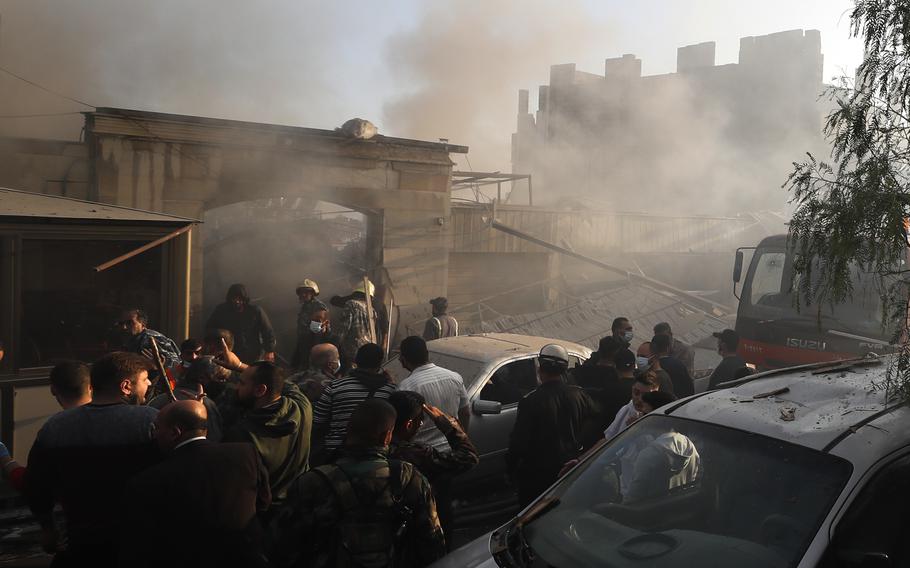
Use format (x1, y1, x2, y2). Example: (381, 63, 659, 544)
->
(263, 351, 276, 362)
(423, 404, 455, 432)
(214, 338, 247, 372)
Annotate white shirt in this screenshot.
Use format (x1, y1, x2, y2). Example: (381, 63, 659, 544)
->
(604, 400, 639, 440)
(399, 363, 469, 449)
(173, 436, 207, 450)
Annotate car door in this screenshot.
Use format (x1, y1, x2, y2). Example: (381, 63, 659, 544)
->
(819, 451, 910, 567)
(454, 355, 539, 492)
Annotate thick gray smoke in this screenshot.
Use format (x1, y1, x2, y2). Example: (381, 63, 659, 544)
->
(382, 0, 607, 172)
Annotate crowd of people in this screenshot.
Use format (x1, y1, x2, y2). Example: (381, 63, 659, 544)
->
(0, 281, 750, 567)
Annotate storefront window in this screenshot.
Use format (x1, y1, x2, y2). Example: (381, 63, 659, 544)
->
(19, 239, 163, 368)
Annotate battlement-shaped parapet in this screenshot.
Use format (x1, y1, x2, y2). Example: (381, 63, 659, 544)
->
(677, 42, 716, 72)
(605, 54, 642, 79)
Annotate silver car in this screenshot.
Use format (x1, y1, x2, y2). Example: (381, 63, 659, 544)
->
(385, 333, 592, 492)
(434, 356, 909, 567)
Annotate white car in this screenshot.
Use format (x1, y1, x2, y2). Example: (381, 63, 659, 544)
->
(385, 333, 592, 494)
(434, 356, 907, 567)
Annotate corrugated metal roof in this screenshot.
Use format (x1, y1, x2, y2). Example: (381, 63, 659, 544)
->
(0, 187, 198, 225)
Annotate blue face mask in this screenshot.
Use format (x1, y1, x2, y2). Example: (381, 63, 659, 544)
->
(636, 356, 650, 369)
(623, 330, 634, 343)
(309, 321, 324, 333)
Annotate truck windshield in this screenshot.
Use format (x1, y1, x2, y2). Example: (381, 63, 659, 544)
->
(746, 249, 888, 339)
(514, 415, 851, 568)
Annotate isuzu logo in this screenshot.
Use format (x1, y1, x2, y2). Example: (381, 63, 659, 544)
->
(786, 338, 827, 351)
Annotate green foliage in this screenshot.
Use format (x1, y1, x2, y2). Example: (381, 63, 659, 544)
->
(786, 0, 910, 398)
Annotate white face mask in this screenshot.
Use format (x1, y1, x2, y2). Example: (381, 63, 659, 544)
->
(623, 330, 634, 343)
(636, 356, 650, 369)
(309, 321, 324, 333)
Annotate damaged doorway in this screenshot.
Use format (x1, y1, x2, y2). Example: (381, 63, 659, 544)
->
(201, 197, 377, 365)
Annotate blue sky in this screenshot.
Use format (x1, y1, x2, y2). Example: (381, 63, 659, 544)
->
(0, 0, 862, 170)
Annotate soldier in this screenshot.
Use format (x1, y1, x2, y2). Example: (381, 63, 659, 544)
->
(336, 280, 379, 365)
(292, 279, 329, 370)
(422, 297, 458, 340)
(115, 308, 181, 370)
(274, 398, 446, 568)
(388, 391, 479, 545)
(506, 344, 597, 508)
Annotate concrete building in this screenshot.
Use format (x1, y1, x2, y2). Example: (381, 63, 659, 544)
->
(511, 29, 828, 213)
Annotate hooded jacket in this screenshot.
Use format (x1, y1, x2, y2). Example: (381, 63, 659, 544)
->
(224, 382, 312, 504)
(625, 431, 700, 503)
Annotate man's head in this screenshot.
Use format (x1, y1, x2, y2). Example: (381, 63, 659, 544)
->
(153, 400, 208, 452)
(354, 343, 384, 372)
(296, 279, 320, 303)
(182, 357, 220, 387)
(180, 338, 203, 364)
(597, 336, 624, 367)
(307, 308, 330, 336)
(430, 297, 448, 317)
(91, 352, 153, 405)
(116, 308, 147, 337)
(388, 390, 426, 442)
(203, 329, 234, 353)
(653, 322, 673, 339)
(236, 361, 285, 408)
(226, 283, 250, 312)
(49, 360, 91, 409)
(615, 348, 636, 378)
(640, 390, 677, 415)
(650, 334, 672, 357)
(538, 344, 569, 381)
(713, 329, 740, 356)
(399, 336, 429, 372)
(310, 342, 340, 375)
(345, 398, 397, 448)
(632, 370, 660, 412)
(612, 317, 633, 343)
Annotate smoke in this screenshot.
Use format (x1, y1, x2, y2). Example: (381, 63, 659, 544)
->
(382, 0, 609, 172)
(0, 0, 377, 140)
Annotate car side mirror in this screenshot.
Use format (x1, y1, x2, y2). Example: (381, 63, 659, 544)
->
(733, 250, 744, 283)
(473, 399, 502, 415)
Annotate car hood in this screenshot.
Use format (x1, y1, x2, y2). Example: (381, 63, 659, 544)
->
(431, 532, 495, 568)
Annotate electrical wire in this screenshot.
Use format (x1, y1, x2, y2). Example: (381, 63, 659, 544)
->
(0, 65, 95, 109)
(0, 111, 84, 119)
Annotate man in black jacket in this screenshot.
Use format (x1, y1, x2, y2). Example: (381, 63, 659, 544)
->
(651, 333, 695, 398)
(122, 400, 271, 568)
(205, 283, 276, 364)
(506, 344, 597, 507)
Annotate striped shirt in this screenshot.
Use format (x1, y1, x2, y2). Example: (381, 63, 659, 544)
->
(313, 370, 397, 451)
(399, 363, 468, 450)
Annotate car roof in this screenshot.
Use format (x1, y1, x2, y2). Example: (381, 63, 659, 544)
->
(665, 358, 902, 454)
(426, 333, 592, 363)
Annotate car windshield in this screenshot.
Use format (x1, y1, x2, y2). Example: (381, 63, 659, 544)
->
(512, 415, 851, 568)
(383, 351, 487, 388)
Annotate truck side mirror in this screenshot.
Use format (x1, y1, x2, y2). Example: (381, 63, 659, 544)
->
(733, 250, 744, 283)
(473, 399, 502, 415)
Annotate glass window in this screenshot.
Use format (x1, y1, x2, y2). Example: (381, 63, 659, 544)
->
(19, 239, 164, 367)
(749, 251, 787, 306)
(822, 454, 910, 566)
(511, 415, 851, 567)
(478, 358, 537, 405)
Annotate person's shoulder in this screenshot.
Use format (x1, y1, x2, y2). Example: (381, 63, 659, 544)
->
(39, 404, 84, 433)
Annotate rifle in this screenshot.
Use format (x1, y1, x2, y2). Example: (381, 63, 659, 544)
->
(149, 336, 177, 402)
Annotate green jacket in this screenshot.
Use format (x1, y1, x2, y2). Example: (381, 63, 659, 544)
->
(273, 446, 446, 568)
(224, 382, 312, 505)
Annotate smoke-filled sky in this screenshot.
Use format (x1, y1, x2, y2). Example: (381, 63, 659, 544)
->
(0, 0, 861, 171)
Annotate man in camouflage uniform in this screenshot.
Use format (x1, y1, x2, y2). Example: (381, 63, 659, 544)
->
(388, 391, 479, 545)
(116, 308, 181, 369)
(274, 398, 445, 568)
(337, 280, 379, 365)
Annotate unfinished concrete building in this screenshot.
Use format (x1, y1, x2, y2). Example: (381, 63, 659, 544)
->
(511, 29, 829, 213)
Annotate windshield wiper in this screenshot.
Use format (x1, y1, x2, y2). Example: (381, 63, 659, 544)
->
(498, 497, 561, 567)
